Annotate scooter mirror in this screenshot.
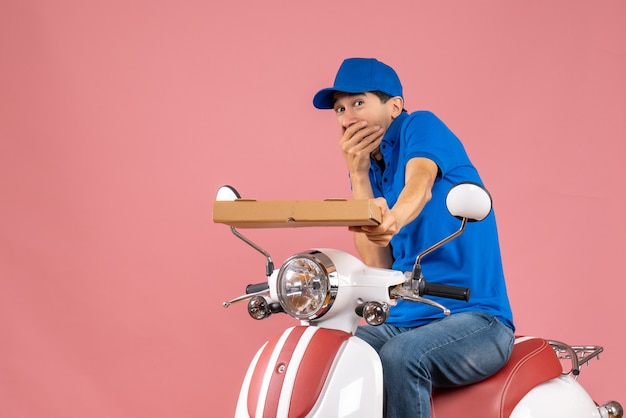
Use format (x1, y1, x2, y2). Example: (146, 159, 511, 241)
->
(445, 182, 492, 222)
(216, 185, 241, 201)
(214, 184, 275, 277)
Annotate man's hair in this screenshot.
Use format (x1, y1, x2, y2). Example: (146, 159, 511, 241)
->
(372, 91, 393, 103)
(372, 90, 406, 112)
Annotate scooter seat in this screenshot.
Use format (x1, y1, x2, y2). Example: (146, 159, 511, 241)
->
(431, 336, 563, 418)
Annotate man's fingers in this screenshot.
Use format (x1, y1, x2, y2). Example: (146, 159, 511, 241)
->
(343, 123, 381, 146)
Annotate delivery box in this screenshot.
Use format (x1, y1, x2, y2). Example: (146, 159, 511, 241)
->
(213, 198, 382, 228)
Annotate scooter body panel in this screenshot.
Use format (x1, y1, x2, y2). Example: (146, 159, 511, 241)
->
(511, 374, 602, 418)
(235, 326, 383, 418)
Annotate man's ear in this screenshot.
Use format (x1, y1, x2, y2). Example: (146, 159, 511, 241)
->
(390, 96, 404, 119)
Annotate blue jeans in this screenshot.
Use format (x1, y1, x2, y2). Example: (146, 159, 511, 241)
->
(355, 311, 514, 418)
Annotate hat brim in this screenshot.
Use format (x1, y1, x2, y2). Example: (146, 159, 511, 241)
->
(313, 87, 372, 109)
(312, 88, 340, 109)
(313, 86, 402, 109)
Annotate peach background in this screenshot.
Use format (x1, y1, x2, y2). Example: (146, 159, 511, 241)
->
(1, 1, 625, 417)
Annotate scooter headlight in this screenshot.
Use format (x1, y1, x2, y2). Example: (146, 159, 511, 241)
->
(277, 251, 337, 320)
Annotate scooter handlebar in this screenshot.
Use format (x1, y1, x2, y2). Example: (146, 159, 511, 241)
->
(420, 281, 471, 301)
(246, 282, 270, 294)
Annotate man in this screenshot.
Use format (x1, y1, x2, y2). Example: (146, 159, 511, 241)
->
(313, 58, 515, 417)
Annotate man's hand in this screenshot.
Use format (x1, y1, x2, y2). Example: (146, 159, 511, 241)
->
(339, 121, 383, 175)
(349, 197, 399, 247)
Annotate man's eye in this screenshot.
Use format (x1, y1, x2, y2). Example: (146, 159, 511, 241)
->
(335, 106, 345, 114)
(354, 100, 364, 107)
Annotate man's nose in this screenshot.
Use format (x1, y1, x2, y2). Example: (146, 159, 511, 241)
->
(341, 109, 359, 129)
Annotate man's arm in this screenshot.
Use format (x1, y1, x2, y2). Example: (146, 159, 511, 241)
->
(348, 170, 394, 268)
(337, 120, 391, 267)
(351, 157, 438, 267)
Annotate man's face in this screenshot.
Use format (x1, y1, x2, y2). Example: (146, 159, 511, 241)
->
(332, 92, 398, 135)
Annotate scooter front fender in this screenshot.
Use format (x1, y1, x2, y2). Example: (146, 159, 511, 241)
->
(235, 326, 383, 418)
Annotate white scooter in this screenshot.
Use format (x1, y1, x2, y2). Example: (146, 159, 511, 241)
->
(214, 183, 622, 418)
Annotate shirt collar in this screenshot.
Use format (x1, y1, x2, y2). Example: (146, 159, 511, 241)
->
(383, 111, 408, 145)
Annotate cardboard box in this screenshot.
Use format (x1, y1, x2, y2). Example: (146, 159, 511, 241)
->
(212, 198, 382, 228)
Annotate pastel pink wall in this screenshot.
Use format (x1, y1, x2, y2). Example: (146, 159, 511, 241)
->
(1, 1, 624, 416)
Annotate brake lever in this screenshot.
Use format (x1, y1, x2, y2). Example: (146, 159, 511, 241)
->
(390, 285, 451, 316)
